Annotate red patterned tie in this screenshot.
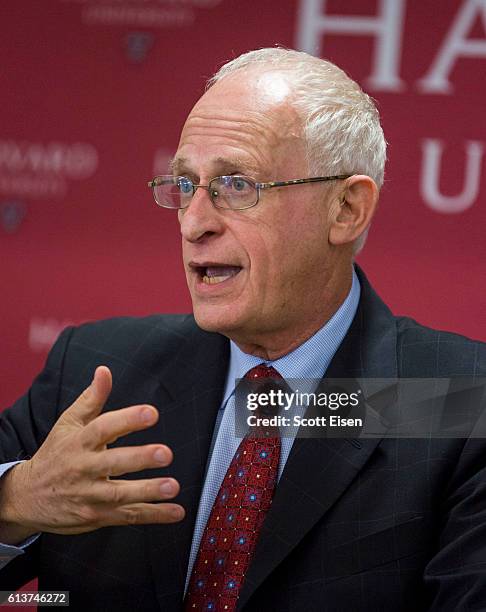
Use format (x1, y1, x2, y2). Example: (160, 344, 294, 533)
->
(184, 365, 282, 612)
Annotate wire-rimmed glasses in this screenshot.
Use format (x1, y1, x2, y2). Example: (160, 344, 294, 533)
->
(147, 174, 352, 211)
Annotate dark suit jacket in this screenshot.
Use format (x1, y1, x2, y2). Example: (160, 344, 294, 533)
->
(1, 268, 486, 611)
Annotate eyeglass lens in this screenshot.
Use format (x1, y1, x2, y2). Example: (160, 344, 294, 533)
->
(154, 176, 257, 209)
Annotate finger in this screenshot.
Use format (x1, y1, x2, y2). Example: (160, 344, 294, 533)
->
(61, 366, 113, 427)
(88, 477, 180, 505)
(80, 404, 159, 449)
(107, 502, 185, 526)
(87, 444, 174, 477)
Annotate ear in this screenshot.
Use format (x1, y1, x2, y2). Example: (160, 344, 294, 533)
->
(328, 175, 379, 247)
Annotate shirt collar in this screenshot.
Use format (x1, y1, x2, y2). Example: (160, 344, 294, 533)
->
(222, 267, 361, 405)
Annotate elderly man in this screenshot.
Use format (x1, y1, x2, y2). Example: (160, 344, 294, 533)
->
(0, 48, 485, 611)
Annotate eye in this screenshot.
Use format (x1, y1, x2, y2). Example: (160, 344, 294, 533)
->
(231, 177, 251, 192)
(177, 177, 193, 194)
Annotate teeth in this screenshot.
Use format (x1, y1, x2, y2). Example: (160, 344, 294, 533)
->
(202, 275, 230, 284)
(200, 265, 241, 285)
(206, 266, 240, 278)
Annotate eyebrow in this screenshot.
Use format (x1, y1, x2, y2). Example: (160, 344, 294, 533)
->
(170, 156, 263, 179)
(169, 157, 183, 174)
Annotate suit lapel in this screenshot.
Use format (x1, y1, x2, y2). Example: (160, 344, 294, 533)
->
(238, 267, 399, 610)
(143, 320, 230, 610)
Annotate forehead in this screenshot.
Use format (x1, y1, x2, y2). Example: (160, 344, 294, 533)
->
(174, 71, 307, 178)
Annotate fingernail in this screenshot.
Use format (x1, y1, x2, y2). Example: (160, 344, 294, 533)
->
(154, 448, 167, 463)
(160, 481, 174, 495)
(141, 408, 155, 423)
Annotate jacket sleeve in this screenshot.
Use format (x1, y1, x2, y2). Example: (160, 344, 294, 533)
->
(424, 433, 486, 610)
(0, 326, 74, 590)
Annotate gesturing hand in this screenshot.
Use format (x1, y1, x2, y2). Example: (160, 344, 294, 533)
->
(0, 366, 184, 543)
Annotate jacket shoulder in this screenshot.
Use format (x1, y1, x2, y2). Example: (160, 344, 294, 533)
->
(68, 313, 201, 352)
(395, 316, 486, 376)
(48, 314, 228, 410)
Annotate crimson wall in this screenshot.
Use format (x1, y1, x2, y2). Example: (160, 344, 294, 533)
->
(1, 0, 485, 408)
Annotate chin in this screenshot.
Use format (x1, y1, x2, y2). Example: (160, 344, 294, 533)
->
(192, 304, 243, 336)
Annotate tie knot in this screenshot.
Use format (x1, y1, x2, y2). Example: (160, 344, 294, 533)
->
(245, 364, 282, 380)
(242, 365, 286, 425)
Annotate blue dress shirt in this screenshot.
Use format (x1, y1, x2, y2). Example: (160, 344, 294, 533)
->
(184, 269, 360, 590)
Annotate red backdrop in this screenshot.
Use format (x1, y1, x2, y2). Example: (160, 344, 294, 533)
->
(1, 0, 485, 409)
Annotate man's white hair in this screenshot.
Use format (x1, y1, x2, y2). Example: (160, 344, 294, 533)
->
(207, 48, 387, 253)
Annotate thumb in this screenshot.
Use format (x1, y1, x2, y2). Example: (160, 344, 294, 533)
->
(62, 366, 113, 426)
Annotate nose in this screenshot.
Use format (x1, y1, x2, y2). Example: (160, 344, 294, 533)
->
(179, 185, 224, 243)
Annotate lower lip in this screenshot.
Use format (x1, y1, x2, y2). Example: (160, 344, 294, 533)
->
(194, 269, 242, 294)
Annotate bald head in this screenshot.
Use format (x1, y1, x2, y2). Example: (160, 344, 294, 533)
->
(176, 69, 305, 181)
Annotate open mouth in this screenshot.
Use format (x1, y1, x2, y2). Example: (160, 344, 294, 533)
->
(195, 265, 242, 285)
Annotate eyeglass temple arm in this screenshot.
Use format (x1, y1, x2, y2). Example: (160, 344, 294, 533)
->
(258, 175, 352, 189)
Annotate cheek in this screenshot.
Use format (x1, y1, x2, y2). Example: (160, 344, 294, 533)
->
(234, 202, 328, 284)
(181, 241, 190, 269)
(244, 228, 295, 288)
(265, 219, 329, 280)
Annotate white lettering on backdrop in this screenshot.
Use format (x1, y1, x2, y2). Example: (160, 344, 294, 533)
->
(296, 0, 407, 91)
(420, 139, 484, 213)
(295, 0, 486, 213)
(419, 0, 486, 93)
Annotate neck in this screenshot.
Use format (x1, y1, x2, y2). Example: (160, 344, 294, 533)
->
(231, 264, 354, 361)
